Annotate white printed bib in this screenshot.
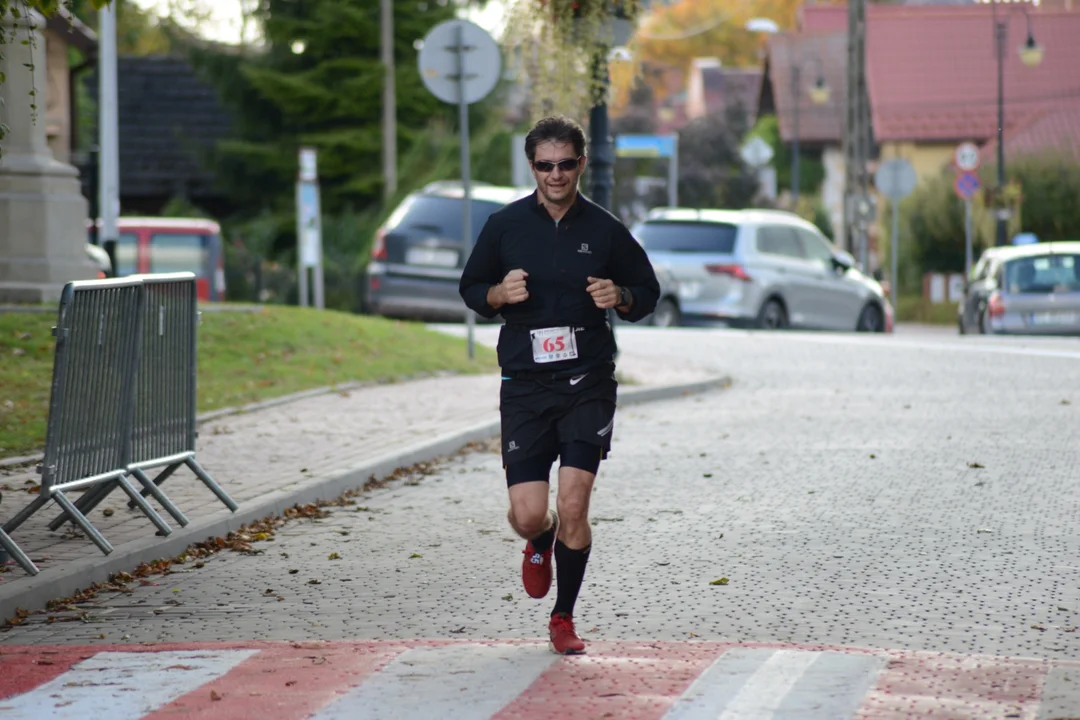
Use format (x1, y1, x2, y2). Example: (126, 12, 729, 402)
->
(529, 326, 579, 364)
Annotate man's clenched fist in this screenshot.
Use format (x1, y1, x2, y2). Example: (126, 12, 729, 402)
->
(586, 276, 621, 310)
(489, 269, 529, 308)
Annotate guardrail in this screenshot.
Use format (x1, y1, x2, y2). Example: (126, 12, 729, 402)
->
(2, 274, 236, 575)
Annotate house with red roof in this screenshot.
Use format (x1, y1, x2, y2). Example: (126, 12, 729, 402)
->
(759, 1, 1080, 257)
(789, 1, 1080, 176)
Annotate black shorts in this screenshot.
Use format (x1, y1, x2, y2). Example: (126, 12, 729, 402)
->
(500, 368, 617, 486)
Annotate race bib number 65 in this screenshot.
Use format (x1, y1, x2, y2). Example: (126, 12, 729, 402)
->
(530, 326, 579, 364)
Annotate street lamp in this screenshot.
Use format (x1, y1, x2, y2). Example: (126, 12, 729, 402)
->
(747, 19, 830, 206)
(988, 0, 1044, 246)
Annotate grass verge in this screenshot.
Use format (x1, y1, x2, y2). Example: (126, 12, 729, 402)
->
(0, 305, 497, 460)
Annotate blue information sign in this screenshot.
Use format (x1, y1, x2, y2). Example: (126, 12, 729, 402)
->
(615, 134, 677, 159)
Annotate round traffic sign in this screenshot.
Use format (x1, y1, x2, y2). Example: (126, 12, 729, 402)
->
(954, 142, 981, 172)
(418, 20, 502, 106)
(874, 158, 917, 201)
(954, 171, 981, 201)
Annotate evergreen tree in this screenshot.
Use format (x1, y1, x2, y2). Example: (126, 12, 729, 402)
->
(189, 0, 459, 220)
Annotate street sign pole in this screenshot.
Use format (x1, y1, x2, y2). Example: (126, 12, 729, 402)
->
(890, 198, 899, 312)
(964, 198, 973, 281)
(873, 158, 916, 308)
(418, 20, 500, 360)
(456, 23, 476, 361)
(668, 134, 679, 208)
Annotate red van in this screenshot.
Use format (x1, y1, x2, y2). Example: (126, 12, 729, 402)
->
(89, 217, 226, 301)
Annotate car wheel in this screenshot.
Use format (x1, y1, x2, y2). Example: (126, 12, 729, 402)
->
(650, 298, 681, 328)
(856, 303, 884, 332)
(756, 298, 788, 330)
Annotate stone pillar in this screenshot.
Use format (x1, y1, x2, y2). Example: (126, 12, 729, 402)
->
(0, 11, 95, 303)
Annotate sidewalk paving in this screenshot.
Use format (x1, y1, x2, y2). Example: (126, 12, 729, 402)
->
(0, 351, 726, 617)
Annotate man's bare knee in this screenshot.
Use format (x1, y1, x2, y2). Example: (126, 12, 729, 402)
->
(509, 507, 548, 538)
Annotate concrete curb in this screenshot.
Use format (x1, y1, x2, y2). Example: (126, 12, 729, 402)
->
(0, 376, 729, 616)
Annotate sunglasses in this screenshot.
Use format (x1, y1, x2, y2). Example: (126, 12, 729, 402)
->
(532, 157, 581, 173)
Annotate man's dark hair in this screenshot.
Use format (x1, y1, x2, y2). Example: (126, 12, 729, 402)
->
(524, 116, 587, 162)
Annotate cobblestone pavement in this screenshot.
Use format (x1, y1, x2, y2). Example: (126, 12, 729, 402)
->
(3, 326, 1079, 717)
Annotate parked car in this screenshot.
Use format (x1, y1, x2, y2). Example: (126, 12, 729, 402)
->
(630, 208, 892, 332)
(365, 182, 532, 321)
(958, 241, 1080, 335)
(88, 217, 227, 301)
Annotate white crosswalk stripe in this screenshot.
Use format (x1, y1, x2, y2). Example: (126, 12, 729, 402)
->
(0, 649, 257, 720)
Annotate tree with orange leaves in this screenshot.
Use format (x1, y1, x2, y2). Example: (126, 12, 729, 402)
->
(614, 0, 840, 112)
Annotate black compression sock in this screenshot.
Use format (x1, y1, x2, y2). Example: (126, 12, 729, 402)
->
(530, 517, 556, 553)
(552, 540, 591, 617)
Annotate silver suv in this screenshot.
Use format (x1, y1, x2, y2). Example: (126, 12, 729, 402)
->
(631, 208, 892, 332)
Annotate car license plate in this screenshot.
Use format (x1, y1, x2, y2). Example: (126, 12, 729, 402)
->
(405, 248, 458, 267)
(1029, 311, 1079, 325)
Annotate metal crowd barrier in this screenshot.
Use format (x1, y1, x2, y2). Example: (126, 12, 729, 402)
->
(3, 274, 237, 576)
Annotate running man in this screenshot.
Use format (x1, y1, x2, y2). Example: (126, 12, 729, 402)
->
(459, 115, 661, 654)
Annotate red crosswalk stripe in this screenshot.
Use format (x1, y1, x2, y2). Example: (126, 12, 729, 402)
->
(1, 640, 1076, 719)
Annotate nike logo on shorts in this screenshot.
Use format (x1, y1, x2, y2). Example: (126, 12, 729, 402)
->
(569, 374, 588, 386)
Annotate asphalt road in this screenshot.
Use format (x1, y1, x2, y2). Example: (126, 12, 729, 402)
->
(3, 324, 1079, 718)
(4, 324, 1078, 651)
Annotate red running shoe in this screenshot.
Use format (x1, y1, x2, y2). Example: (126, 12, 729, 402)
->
(549, 612, 586, 655)
(521, 511, 558, 599)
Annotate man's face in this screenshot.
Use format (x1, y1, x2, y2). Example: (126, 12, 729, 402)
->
(531, 140, 586, 206)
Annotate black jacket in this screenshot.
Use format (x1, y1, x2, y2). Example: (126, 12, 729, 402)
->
(459, 191, 660, 374)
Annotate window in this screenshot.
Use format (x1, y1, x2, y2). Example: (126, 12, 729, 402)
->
(113, 232, 138, 276)
(632, 221, 738, 253)
(756, 226, 803, 258)
(150, 233, 210, 276)
(386, 195, 505, 243)
(1004, 254, 1080, 294)
(796, 229, 835, 263)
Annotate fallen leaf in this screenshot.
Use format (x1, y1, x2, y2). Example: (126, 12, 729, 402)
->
(409, 553, 422, 559)
(502, 593, 513, 601)
(703, 473, 713, 478)
(450, 626, 467, 634)
(307, 579, 321, 585)
(710, 577, 730, 586)
(328, 552, 341, 561)
(289, 569, 299, 574)
(210, 690, 223, 701)
(976, 528, 994, 534)
(286, 680, 297, 687)
(102, 508, 114, 517)
(869, 454, 876, 459)
(1031, 625, 1047, 632)
(968, 462, 985, 469)
(1061, 399, 1071, 405)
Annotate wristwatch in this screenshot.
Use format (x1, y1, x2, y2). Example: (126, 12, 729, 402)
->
(618, 286, 632, 308)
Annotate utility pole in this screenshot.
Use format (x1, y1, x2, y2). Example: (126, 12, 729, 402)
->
(843, 0, 871, 268)
(98, 3, 120, 263)
(381, 0, 397, 199)
(791, 64, 801, 205)
(994, 14, 1007, 246)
